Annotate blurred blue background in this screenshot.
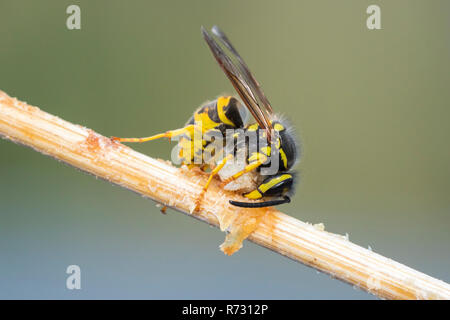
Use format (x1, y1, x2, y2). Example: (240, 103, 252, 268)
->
(0, 0, 449, 299)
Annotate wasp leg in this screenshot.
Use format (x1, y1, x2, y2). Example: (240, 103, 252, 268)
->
(111, 124, 198, 143)
(194, 154, 234, 211)
(221, 154, 267, 186)
(204, 154, 234, 191)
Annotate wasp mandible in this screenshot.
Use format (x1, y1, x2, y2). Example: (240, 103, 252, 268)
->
(112, 26, 300, 208)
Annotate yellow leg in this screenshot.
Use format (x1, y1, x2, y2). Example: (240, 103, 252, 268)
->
(194, 154, 233, 212)
(111, 125, 197, 143)
(222, 155, 267, 185)
(203, 154, 234, 191)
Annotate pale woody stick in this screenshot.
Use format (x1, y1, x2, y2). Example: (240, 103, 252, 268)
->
(0, 90, 449, 300)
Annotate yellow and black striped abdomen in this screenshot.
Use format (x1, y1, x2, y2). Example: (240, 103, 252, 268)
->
(178, 96, 247, 165)
(185, 96, 246, 132)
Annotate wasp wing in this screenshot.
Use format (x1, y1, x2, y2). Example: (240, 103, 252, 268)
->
(201, 26, 273, 141)
(211, 25, 274, 117)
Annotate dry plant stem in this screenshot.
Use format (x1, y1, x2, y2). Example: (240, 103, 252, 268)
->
(1, 90, 449, 300)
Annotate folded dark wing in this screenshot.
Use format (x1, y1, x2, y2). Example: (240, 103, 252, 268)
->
(211, 25, 274, 117)
(201, 26, 273, 141)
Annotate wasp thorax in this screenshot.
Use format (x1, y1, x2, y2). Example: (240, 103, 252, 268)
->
(271, 121, 298, 171)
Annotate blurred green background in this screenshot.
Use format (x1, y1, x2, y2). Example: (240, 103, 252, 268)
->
(1, 0, 449, 299)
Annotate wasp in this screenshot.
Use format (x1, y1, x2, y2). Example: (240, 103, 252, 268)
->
(112, 26, 300, 208)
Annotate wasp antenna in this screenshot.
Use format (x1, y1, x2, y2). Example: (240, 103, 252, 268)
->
(229, 196, 291, 208)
